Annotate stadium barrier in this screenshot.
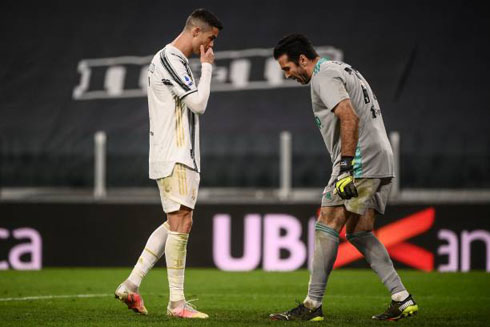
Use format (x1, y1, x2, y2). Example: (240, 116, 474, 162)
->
(0, 203, 489, 272)
(3, 2, 489, 191)
(82, 129, 490, 204)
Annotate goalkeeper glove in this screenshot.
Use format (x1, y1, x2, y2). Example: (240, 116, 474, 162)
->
(335, 156, 358, 200)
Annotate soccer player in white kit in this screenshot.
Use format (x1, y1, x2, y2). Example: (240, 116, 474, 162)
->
(269, 34, 418, 322)
(115, 9, 222, 319)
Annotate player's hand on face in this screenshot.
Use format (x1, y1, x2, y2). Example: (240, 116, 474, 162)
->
(200, 45, 215, 64)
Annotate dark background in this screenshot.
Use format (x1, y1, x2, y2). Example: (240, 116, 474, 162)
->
(1, 0, 489, 188)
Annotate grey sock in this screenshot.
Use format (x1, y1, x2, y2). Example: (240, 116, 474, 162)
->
(347, 231, 406, 294)
(307, 222, 339, 303)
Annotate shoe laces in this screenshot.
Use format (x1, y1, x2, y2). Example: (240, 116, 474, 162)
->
(182, 298, 199, 312)
(288, 301, 307, 315)
(382, 301, 397, 314)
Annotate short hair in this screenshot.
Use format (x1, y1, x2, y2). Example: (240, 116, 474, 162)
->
(186, 8, 223, 31)
(273, 34, 318, 64)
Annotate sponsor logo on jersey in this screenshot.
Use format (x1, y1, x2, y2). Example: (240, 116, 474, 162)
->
(183, 75, 193, 87)
(315, 116, 322, 128)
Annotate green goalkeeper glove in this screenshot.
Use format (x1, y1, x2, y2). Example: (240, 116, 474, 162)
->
(335, 156, 358, 200)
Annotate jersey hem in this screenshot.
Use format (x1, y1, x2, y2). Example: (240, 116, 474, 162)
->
(149, 160, 200, 180)
(347, 174, 395, 179)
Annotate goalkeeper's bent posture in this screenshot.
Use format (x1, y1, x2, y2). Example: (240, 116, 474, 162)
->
(269, 34, 418, 322)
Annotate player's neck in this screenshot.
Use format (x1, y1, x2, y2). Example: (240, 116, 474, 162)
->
(305, 56, 321, 78)
(171, 32, 193, 58)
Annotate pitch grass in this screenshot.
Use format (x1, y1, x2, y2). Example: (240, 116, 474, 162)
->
(1, 268, 489, 327)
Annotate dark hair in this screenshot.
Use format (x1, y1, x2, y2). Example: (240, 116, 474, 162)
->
(273, 34, 318, 64)
(187, 8, 223, 30)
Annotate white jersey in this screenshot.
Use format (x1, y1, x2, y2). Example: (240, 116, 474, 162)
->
(147, 44, 212, 179)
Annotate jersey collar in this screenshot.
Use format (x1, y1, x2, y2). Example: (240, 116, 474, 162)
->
(313, 57, 329, 75)
(166, 44, 189, 63)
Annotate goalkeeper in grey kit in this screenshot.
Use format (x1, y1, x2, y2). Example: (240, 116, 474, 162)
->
(269, 34, 418, 322)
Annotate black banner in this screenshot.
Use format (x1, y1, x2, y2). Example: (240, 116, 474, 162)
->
(1, 0, 489, 188)
(1, 203, 489, 271)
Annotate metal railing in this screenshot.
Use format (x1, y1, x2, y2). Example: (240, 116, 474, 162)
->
(1, 130, 490, 204)
(93, 131, 106, 199)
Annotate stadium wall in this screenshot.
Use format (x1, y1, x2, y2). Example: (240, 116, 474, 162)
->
(0, 203, 489, 272)
(1, 0, 489, 189)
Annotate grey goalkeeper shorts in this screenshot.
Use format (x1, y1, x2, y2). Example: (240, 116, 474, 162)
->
(321, 177, 393, 215)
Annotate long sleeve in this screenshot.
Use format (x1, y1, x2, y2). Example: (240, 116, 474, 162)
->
(180, 63, 213, 115)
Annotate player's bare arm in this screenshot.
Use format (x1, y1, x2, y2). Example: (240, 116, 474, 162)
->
(332, 99, 359, 157)
(332, 99, 359, 199)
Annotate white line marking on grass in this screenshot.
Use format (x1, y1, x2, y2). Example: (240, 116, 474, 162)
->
(0, 293, 112, 302)
(202, 293, 387, 299)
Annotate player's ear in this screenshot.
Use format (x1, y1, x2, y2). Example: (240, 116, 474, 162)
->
(299, 54, 308, 67)
(192, 26, 201, 37)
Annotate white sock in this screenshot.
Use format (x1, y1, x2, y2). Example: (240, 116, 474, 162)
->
(165, 230, 189, 303)
(304, 295, 321, 309)
(392, 290, 410, 302)
(127, 222, 169, 288)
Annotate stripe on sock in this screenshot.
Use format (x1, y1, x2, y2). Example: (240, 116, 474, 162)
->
(315, 222, 339, 238)
(144, 247, 159, 259)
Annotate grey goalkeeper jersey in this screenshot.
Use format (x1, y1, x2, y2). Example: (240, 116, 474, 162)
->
(310, 58, 394, 179)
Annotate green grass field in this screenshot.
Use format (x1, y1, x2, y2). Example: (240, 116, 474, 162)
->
(1, 268, 489, 326)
